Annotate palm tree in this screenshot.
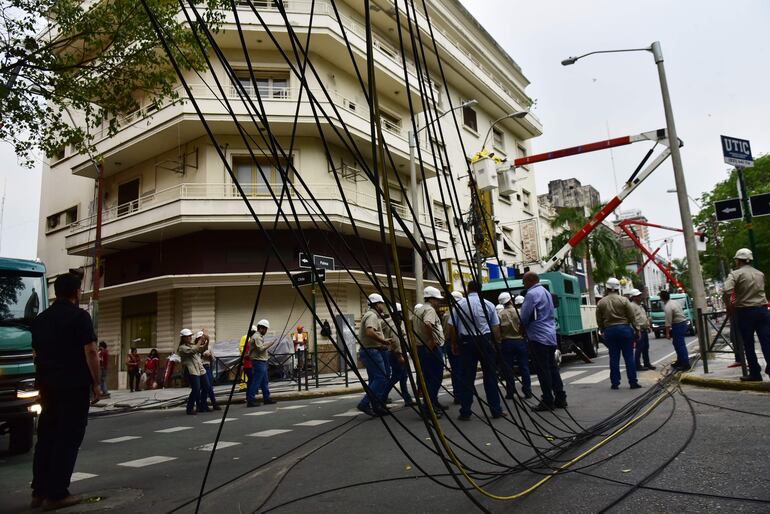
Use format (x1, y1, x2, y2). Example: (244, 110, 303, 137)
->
(550, 205, 625, 304)
(669, 257, 690, 291)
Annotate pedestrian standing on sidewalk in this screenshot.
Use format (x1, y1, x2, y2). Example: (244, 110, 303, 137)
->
(660, 290, 691, 371)
(413, 287, 446, 418)
(197, 330, 221, 411)
(520, 272, 567, 412)
(97, 341, 110, 398)
(723, 248, 770, 381)
(629, 289, 656, 371)
(382, 303, 414, 406)
(243, 326, 257, 407)
(177, 328, 208, 415)
(144, 349, 160, 390)
(292, 325, 308, 375)
(447, 280, 505, 421)
(357, 293, 393, 416)
(443, 291, 463, 405)
(248, 319, 278, 406)
(30, 272, 100, 511)
(498, 293, 532, 399)
(597, 279, 641, 390)
(126, 347, 141, 392)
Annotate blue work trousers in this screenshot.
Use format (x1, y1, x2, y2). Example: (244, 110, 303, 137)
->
(671, 321, 691, 368)
(458, 334, 502, 417)
(245, 367, 256, 404)
(604, 324, 638, 387)
(359, 348, 390, 410)
(251, 360, 271, 401)
(500, 338, 531, 396)
(418, 345, 444, 408)
(634, 330, 652, 368)
(185, 371, 202, 413)
(384, 352, 412, 402)
(735, 306, 770, 378)
(530, 342, 565, 407)
(201, 364, 218, 407)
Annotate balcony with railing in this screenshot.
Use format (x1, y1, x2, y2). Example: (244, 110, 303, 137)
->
(65, 182, 450, 256)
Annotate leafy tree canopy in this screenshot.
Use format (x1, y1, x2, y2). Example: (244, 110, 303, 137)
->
(0, 0, 225, 166)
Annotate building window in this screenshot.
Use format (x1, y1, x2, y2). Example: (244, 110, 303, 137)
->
(462, 102, 477, 132)
(121, 293, 157, 369)
(380, 110, 402, 134)
(492, 128, 504, 150)
(237, 1, 283, 10)
(517, 144, 528, 167)
(46, 206, 78, 232)
(522, 189, 532, 212)
(233, 156, 292, 196)
(502, 227, 516, 255)
(117, 179, 140, 217)
(234, 70, 289, 99)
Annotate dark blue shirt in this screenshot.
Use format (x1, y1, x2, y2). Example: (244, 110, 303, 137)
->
(520, 283, 557, 346)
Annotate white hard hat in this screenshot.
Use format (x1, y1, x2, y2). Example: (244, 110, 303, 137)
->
(414, 303, 423, 310)
(423, 286, 443, 300)
(257, 319, 270, 329)
(630, 288, 642, 297)
(451, 291, 464, 301)
(495, 304, 504, 313)
(734, 248, 753, 261)
(605, 277, 621, 290)
(395, 302, 402, 313)
(514, 295, 525, 306)
(195, 330, 204, 339)
(180, 328, 193, 337)
(368, 293, 384, 305)
(498, 292, 512, 305)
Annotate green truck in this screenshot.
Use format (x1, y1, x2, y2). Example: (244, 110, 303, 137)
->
(649, 293, 696, 338)
(0, 257, 46, 454)
(482, 271, 600, 366)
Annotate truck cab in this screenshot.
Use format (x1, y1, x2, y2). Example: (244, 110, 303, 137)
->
(481, 271, 599, 365)
(649, 293, 696, 338)
(0, 258, 47, 454)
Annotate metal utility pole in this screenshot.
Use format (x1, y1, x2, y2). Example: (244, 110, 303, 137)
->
(409, 131, 423, 298)
(92, 164, 104, 331)
(736, 167, 758, 266)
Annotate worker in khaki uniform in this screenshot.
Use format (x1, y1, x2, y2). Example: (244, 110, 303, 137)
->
(722, 248, 770, 381)
(498, 293, 532, 399)
(247, 319, 278, 407)
(661, 290, 690, 371)
(357, 294, 393, 416)
(381, 303, 414, 406)
(628, 289, 655, 371)
(597, 278, 641, 390)
(413, 287, 446, 418)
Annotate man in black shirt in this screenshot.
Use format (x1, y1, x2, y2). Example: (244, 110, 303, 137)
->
(30, 272, 100, 511)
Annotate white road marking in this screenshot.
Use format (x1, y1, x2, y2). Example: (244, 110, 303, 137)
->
(311, 399, 338, 404)
(338, 394, 361, 399)
(294, 419, 334, 427)
(202, 417, 238, 424)
(100, 436, 141, 444)
(118, 456, 177, 468)
(248, 429, 293, 437)
(572, 370, 611, 384)
(194, 441, 241, 451)
(155, 426, 193, 434)
(71, 472, 97, 482)
(333, 410, 361, 417)
(244, 411, 273, 416)
(559, 370, 586, 380)
(279, 405, 307, 410)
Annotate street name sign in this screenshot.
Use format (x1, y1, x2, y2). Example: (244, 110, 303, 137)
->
(750, 192, 770, 218)
(313, 254, 335, 270)
(292, 269, 325, 288)
(720, 135, 753, 168)
(714, 198, 743, 222)
(298, 252, 312, 269)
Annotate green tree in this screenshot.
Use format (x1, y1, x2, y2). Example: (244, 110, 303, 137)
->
(669, 257, 690, 291)
(550, 205, 625, 304)
(0, 0, 225, 166)
(693, 154, 770, 283)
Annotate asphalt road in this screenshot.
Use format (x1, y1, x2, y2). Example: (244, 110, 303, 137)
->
(2, 336, 769, 513)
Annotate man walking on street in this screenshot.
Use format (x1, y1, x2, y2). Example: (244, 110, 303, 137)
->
(30, 272, 100, 511)
(597, 279, 641, 390)
(97, 341, 111, 398)
(661, 290, 691, 371)
(357, 294, 393, 416)
(413, 287, 446, 418)
(447, 280, 505, 421)
(723, 248, 770, 381)
(248, 320, 278, 406)
(630, 289, 655, 371)
(519, 272, 567, 412)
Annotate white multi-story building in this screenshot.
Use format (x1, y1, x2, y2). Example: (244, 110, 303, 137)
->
(37, 1, 542, 387)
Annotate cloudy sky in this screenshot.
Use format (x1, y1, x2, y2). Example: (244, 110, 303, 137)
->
(460, 0, 770, 258)
(2, 0, 769, 261)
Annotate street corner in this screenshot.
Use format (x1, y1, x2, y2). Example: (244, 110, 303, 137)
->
(679, 372, 770, 393)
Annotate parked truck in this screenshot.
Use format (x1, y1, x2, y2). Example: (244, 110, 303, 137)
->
(482, 271, 599, 366)
(0, 257, 46, 454)
(648, 292, 696, 338)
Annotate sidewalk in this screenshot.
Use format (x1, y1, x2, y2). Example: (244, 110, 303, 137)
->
(91, 369, 367, 413)
(680, 347, 770, 393)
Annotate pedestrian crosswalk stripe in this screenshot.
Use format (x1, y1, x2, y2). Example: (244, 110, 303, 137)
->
(118, 456, 177, 468)
(333, 410, 360, 417)
(248, 429, 292, 437)
(202, 417, 238, 424)
(559, 370, 586, 380)
(279, 405, 307, 410)
(572, 370, 611, 384)
(311, 399, 338, 404)
(338, 394, 360, 399)
(294, 419, 334, 427)
(100, 436, 141, 444)
(155, 426, 193, 434)
(244, 411, 273, 416)
(71, 472, 97, 482)
(194, 441, 241, 451)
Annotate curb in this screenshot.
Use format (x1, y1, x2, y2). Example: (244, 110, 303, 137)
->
(679, 372, 770, 393)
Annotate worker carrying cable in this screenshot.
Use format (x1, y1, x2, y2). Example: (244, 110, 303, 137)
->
(597, 278, 641, 390)
(722, 248, 770, 382)
(519, 272, 567, 412)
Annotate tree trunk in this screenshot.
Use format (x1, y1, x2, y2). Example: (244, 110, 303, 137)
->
(585, 250, 597, 305)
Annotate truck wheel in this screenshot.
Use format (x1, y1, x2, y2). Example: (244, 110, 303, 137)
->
(582, 338, 598, 359)
(9, 417, 34, 455)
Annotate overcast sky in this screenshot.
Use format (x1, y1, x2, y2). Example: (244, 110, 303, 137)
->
(461, 0, 770, 259)
(2, 1, 769, 262)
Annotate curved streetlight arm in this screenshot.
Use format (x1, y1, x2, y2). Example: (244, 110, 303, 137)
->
(561, 46, 652, 66)
(481, 111, 528, 150)
(412, 99, 477, 143)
